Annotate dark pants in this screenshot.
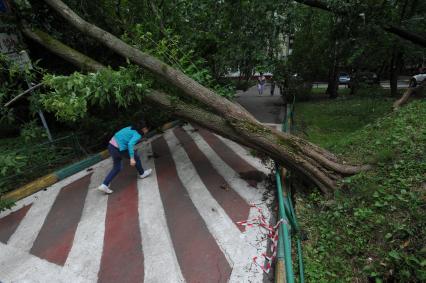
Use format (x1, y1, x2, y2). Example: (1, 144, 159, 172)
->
(102, 144, 144, 186)
(270, 82, 275, 96)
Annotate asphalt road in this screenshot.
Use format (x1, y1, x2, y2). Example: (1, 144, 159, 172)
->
(312, 80, 409, 89)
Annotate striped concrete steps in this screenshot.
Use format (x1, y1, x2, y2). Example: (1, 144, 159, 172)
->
(0, 125, 275, 283)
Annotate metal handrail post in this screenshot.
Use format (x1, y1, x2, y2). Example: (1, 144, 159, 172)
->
(275, 167, 295, 283)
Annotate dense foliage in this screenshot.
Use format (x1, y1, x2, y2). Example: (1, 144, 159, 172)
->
(42, 66, 150, 121)
(0, 54, 41, 126)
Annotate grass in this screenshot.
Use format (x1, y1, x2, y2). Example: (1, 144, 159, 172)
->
(0, 136, 23, 150)
(293, 93, 426, 282)
(294, 95, 393, 149)
(311, 86, 351, 95)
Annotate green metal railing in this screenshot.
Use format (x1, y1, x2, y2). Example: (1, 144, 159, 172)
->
(275, 97, 305, 283)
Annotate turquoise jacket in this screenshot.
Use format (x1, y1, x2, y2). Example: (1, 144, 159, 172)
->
(114, 126, 142, 158)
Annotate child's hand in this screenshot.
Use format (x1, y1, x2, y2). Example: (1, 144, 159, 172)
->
(130, 158, 136, 166)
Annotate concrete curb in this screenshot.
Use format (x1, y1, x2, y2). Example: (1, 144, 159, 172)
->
(2, 120, 182, 202)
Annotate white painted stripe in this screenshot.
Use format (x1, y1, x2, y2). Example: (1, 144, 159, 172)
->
(165, 130, 248, 266)
(7, 170, 91, 251)
(183, 125, 272, 282)
(64, 158, 111, 282)
(0, 242, 89, 283)
(215, 134, 271, 175)
(137, 141, 185, 283)
(182, 124, 264, 204)
(0, 169, 91, 218)
(0, 133, 162, 220)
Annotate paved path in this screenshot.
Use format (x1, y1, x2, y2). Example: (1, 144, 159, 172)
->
(0, 124, 275, 283)
(236, 84, 284, 124)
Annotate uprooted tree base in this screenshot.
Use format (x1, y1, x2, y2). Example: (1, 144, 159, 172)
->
(18, 0, 372, 194)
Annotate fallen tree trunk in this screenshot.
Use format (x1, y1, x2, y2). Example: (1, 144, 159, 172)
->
(36, 0, 370, 192)
(147, 90, 351, 195)
(393, 80, 426, 110)
(18, 29, 282, 188)
(3, 26, 105, 107)
(22, 26, 105, 72)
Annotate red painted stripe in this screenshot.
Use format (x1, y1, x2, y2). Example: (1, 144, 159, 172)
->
(174, 127, 250, 232)
(152, 136, 231, 283)
(97, 163, 143, 283)
(0, 204, 32, 243)
(30, 174, 92, 265)
(197, 128, 265, 188)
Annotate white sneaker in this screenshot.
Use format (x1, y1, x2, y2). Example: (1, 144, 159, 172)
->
(97, 184, 113, 194)
(139, 168, 152, 179)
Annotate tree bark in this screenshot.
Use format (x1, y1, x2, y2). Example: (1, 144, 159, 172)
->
(40, 0, 370, 193)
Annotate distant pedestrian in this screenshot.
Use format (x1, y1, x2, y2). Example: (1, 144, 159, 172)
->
(98, 119, 152, 194)
(257, 72, 266, 95)
(270, 79, 276, 96)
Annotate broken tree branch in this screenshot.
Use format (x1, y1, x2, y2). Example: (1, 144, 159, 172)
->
(4, 82, 43, 107)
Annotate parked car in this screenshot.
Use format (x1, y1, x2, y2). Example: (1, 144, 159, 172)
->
(358, 71, 379, 85)
(409, 69, 426, 87)
(338, 72, 351, 84)
(348, 71, 380, 88)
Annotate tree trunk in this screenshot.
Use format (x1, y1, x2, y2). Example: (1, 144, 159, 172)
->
(390, 49, 403, 97)
(326, 30, 339, 99)
(40, 0, 370, 193)
(349, 70, 358, 95)
(393, 79, 426, 110)
(326, 62, 339, 99)
(22, 26, 105, 72)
